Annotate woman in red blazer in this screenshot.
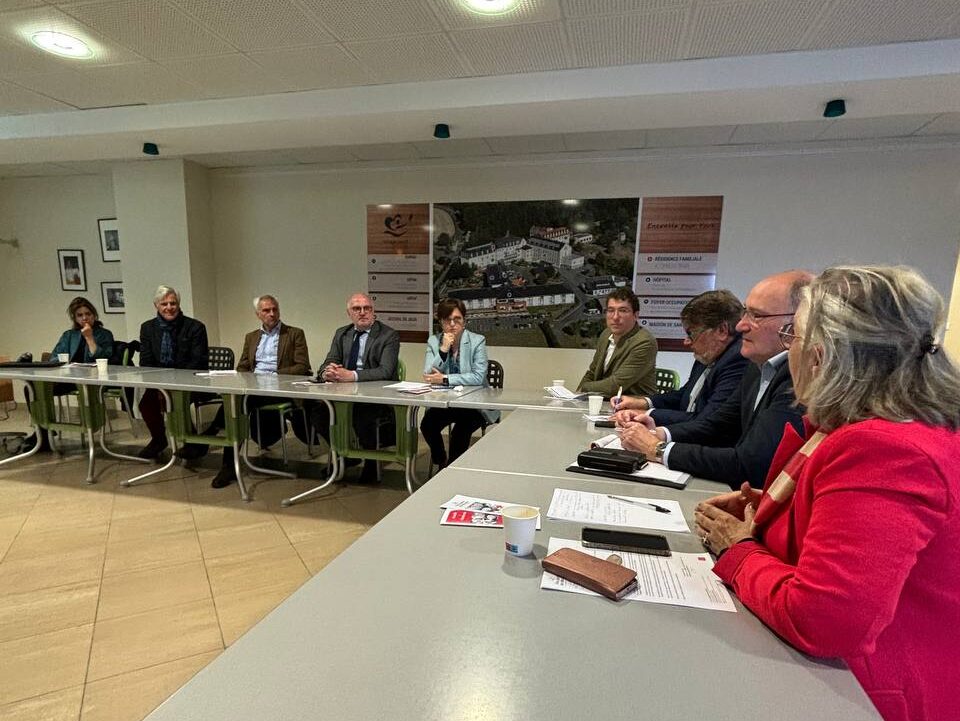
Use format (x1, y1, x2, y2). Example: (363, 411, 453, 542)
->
(695, 266, 960, 721)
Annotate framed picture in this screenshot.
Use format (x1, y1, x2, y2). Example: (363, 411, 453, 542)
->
(57, 249, 87, 291)
(100, 281, 125, 314)
(98, 217, 120, 262)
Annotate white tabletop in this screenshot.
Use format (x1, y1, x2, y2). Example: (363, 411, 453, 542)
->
(142, 468, 878, 721)
(448, 386, 593, 413)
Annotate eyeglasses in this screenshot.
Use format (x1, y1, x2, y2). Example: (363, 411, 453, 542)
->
(740, 309, 794, 327)
(349, 305, 373, 313)
(441, 316, 465, 326)
(684, 326, 708, 341)
(605, 307, 634, 317)
(777, 322, 800, 348)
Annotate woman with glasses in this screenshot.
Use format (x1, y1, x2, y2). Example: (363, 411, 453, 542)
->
(695, 266, 960, 721)
(420, 298, 498, 469)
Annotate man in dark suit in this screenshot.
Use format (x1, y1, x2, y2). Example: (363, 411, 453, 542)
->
(612, 290, 748, 425)
(137, 284, 209, 459)
(309, 292, 400, 482)
(622, 271, 813, 489)
(205, 294, 312, 488)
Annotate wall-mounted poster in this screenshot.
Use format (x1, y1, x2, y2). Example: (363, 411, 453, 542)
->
(57, 249, 86, 291)
(366, 204, 431, 342)
(98, 217, 120, 262)
(101, 281, 125, 313)
(634, 197, 724, 351)
(432, 198, 640, 348)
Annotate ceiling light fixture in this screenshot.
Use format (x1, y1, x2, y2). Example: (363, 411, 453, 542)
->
(30, 31, 92, 58)
(823, 98, 846, 118)
(460, 0, 522, 16)
(433, 123, 451, 139)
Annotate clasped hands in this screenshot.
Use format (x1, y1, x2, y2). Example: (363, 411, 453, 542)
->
(321, 363, 355, 382)
(423, 366, 444, 384)
(613, 408, 665, 460)
(694, 482, 760, 554)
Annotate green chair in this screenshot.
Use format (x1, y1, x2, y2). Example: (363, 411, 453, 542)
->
(26, 380, 106, 483)
(102, 344, 138, 435)
(655, 367, 681, 393)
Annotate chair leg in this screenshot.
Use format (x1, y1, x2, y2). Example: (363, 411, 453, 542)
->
(279, 409, 288, 465)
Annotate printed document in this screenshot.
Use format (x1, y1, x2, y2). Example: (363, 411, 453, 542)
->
(541, 538, 736, 612)
(547, 488, 689, 533)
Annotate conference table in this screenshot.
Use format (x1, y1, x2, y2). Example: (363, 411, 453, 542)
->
(141, 467, 879, 721)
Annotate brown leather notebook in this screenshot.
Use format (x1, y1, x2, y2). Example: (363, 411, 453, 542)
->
(542, 547, 638, 601)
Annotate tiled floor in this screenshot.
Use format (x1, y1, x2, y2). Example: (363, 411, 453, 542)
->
(0, 406, 414, 721)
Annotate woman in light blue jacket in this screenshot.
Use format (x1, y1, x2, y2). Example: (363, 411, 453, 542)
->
(421, 298, 498, 468)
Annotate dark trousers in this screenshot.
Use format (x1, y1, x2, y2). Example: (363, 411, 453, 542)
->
(208, 395, 309, 448)
(308, 401, 394, 451)
(419, 408, 486, 467)
(138, 389, 213, 442)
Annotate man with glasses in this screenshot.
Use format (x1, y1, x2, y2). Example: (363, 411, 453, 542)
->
(613, 290, 749, 424)
(308, 292, 400, 482)
(577, 287, 657, 398)
(621, 271, 812, 489)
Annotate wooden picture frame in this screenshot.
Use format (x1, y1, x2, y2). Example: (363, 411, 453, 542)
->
(98, 217, 120, 262)
(57, 249, 87, 291)
(100, 281, 125, 313)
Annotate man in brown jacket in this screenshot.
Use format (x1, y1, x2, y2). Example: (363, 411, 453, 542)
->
(200, 294, 312, 488)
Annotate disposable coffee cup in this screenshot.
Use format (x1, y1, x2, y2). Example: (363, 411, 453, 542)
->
(587, 393, 603, 415)
(502, 505, 539, 557)
(57, 353, 69, 363)
(552, 379, 565, 388)
(96, 358, 109, 374)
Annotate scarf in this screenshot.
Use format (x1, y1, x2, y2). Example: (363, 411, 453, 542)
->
(155, 313, 178, 367)
(751, 426, 828, 533)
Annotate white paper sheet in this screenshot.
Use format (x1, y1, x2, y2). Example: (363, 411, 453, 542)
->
(590, 433, 623, 449)
(541, 538, 736, 613)
(546, 488, 689, 533)
(544, 385, 588, 400)
(384, 381, 432, 393)
(194, 370, 237, 376)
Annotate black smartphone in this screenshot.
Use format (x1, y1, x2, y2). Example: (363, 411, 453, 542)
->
(593, 420, 616, 428)
(581, 527, 671, 556)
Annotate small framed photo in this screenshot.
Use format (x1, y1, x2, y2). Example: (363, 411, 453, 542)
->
(57, 249, 87, 291)
(98, 217, 120, 262)
(100, 281, 125, 314)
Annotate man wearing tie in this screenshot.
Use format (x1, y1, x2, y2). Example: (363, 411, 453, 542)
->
(309, 293, 400, 482)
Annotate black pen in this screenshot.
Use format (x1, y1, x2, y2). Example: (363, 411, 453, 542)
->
(607, 495, 671, 514)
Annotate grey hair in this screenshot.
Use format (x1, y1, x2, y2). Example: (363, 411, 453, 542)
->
(153, 285, 179, 303)
(796, 265, 960, 432)
(254, 294, 279, 310)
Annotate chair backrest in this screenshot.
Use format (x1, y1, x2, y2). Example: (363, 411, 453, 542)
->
(655, 367, 680, 393)
(110, 339, 139, 366)
(486, 359, 504, 389)
(397, 358, 406, 382)
(208, 346, 235, 370)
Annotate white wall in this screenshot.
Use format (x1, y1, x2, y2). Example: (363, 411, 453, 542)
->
(0, 174, 119, 359)
(208, 145, 960, 387)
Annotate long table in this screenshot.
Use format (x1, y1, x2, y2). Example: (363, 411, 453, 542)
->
(141, 468, 879, 721)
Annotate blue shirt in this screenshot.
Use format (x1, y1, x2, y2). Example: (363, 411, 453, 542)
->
(254, 322, 281, 374)
(754, 351, 788, 409)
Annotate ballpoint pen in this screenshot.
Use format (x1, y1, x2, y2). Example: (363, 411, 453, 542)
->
(607, 494, 671, 513)
(612, 385, 623, 410)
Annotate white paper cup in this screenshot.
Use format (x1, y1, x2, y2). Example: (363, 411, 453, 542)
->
(57, 353, 69, 363)
(552, 379, 565, 388)
(587, 393, 603, 415)
(96, 358, 109, 374)
(502, 505, 539, 556)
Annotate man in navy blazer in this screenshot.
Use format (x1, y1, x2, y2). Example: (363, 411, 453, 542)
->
(308, 292, 399, 482)
(621, 272, 812, 489)
(613, 290, 748, 425)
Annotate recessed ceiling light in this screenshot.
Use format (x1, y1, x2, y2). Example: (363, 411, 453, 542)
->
(30, 31, 92, 58)
(562, 199, 579, 206)
(460, 0, 522, 16)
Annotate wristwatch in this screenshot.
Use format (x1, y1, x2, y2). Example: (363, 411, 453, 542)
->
(654, 441, 668, 460)
(442, 375, 449, 387)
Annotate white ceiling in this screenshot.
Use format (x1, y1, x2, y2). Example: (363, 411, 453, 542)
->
(0, 0, 959, 173)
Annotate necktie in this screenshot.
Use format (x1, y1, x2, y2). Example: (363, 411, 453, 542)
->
(346, 331, 364, 371)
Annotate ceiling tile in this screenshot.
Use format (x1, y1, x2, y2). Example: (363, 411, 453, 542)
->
(56, 159, 115, 173)
(0, 162, 79, 176)
(800, 0, 960, 49)
(428, 0, 562, 30)
(248, 44, 374, 90)
(816, 114, 939, 141)
(161, 54, 294, 98)
(485, 134, 567, 154)
(645, 124, 736, 147)
(412, 137, 493, 157)
(728, 119, 832, 144)
(298, 0, 443, 41)
(913, 113, 960, 136)
(560, 0, 690, 16)
(0, 0, 45, 9)
(562, 129, 647, 150)
(0, 78, 75, 114)
(289, 146, 359, 163)
(349, 143, 420, 160)
(450, 22, 572, 75)
(346, 33, 470, 83)
(688, 0, 829, 58)
(186, 149, 300, 167)
(567, 8, 686, 66)
(171, 0, 332, 51)
(8, 61, 206, 108)
(63, 0, 235, 60)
